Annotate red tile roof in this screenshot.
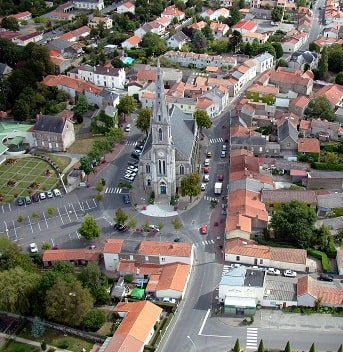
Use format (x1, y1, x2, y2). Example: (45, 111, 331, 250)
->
(138, 241, 193, 257)
(103, 239, 125, 253)
(42, 249, 100, 262)
(232, 20, 257, 31)
(298, 138, 320, 153)
(155, 262, 190, 291)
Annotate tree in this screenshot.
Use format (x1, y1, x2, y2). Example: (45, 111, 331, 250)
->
(309, 343, 316, 352)
(127, 213, 138, 229)
(338, 344, 343, 352)
(79, 262, 108, 303)
(53, 261, 76, 275)
(201, 24, 214, 41)
(180, 173, 201, 202)
(115, 208, 128, 225)
(12, 98, 30, 121)
(227, 8, 242, 26)
(79, 157, 93, 175)
(141, 32, 167, 56)
(1, 16, 19, 30)
(309, 41, 321, 53)
(41, 242, 51, 250)
(171, 218, 183, 230)
(0, 267, 40, 314)
(328, 48, 343, 73)
(271, 7, 284, 22)
(31, 316, 46, 338)
(312, 225, 336, 256)
(106, 127, 124, 145)
(45, 279, 94, 326)
(228, 30, 242, 53)
(258, 339, 265, 352)
(239, 0, 246, 8)
(117, 95, 136, 123)
(78, 215, 101, 240)
(74, 94, 90, 122)
(335, 72, 343, 85)
(233, 338, 240, 352)
(318, 46, 328, 79)
(91, 110, 115, 134)
(193, 110, 212, 130)
(271, 42, 283, 59)
(284, 341, 291, 352)
(308, 96, 333, 119)
(82, 310, 106, 331)
(0, 38, 21, 66)
(136, 107, 152, 136)
(191, 30, 207, 53)
(270, 200, 316, 248)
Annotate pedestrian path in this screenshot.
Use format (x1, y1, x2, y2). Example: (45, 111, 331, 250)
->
(104, 187, 123, 194)
(194, 239, 215, 247)
(126, 140, 138, 146)
(246, 327, 258, 350)
(204, 195, 220, 202)
(209, 137, 224, 144)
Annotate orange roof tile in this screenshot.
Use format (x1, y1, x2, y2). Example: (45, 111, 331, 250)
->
(271, 247, 306, 265)
(225, 237, 271, 258)
(299, 119, 311, 130)
(232, 20, 257, 31)
(156, 262, 190, 291)
(298, 138, 320, 153)
(117, 261, 162, 275)
(103, 239, 125, 253)
(138, 241, 193, 257)
(313, 83, 343, 106)
(42, 249, 100, 262)
(127, 35, 142, 45)
(196, 97, 213, 109)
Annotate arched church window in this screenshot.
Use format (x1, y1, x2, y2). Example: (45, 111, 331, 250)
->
(180, 165, 185, 175)
(146, 164, 150, 173)
(158, 128, 163, 141)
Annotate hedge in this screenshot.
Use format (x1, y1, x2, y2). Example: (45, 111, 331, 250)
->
(311, 162, 343, 171)
(307, 248, 329, 272)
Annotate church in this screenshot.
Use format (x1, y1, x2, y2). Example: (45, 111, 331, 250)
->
(138, 62, 200, 200)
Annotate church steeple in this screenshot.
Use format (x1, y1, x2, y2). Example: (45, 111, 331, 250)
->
(152, 59, 170, 126)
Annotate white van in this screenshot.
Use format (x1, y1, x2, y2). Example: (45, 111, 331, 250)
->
(53, 189, 62, 197)
(125, 124, 131, 132)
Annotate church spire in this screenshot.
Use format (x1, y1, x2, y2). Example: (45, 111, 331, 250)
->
(152, 59, 169, 125)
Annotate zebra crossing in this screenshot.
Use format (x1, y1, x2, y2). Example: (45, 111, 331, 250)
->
(246, 328, 258, 350)
(209, 137, 224, 144)
(104, 187, 123, 194)
(222, 265, 231, 275)
(204, 196, 220, 202)
(194, 239, 214, 247)
(126, 140, 138, 146)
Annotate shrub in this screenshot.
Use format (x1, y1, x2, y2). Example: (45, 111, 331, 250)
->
(82, 310, 106, 331)
(57, 340, 70, 349)
(31, 317, 46, 338)
(233, 338, 240, 352)
(307, 248, 329, 271)
(124, 274, 134, 283)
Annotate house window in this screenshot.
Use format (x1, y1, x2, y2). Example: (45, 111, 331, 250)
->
(158, 114, 161, 121)
(159, 160, 162, 174)
(259, 259, 263, 264)
(236, 256, 240, 261)
(163, 160, 166, 174)
(158, 128, 163, 141)
(180, 164, 184, 174)
(287, 143, 290, 147)
(145, 256, 149, 261)
(161, 257, 165, 262)
(146, 164, 150, 173)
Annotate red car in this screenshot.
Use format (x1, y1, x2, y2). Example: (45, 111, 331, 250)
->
(204, 166, 209, 173)
(200, 225, 208, 234)
(218, 174, 224, 181)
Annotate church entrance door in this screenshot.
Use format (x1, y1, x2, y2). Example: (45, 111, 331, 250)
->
(160, 184, 166, 194)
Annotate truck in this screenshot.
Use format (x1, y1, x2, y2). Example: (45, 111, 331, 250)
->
(214, 182, 222, 195)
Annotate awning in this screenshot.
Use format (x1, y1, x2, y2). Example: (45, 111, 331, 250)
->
(224, 296, 256, 308)
(131, 287, 144, 299)
(11, 136, 24, 146)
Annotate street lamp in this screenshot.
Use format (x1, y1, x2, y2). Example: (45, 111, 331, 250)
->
(268, 315, 272, 352)
(187, 335, 196, 352)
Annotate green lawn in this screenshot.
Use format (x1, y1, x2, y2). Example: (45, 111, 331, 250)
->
(1, 341, 39, 352)
(18, 326, 94, 352)
(0, 157, 61, 202)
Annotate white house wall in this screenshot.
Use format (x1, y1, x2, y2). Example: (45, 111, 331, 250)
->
(103, 253, 120, 271)
(261, 298, 297, 308)
(218, 285, 264, 302)
(156, 289, 182, 300)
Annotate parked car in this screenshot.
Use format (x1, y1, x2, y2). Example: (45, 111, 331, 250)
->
(218, 174, 224, 181)
(114, 223, 128, 232)
(39, 192, 46, 200)
(203, 175, 209, 182)
(200, 225, 208, 234)
(201, 183, 206, 191)
(204, 158, 210, 166)
(221, 151, 227, 158)
(53, 189, 62, 197)
(203, 166, 209, 173)
(124, 124, 131, 132)
(17, 198, 25, 206)
(128, 160, 139, 167)
(267, 268, 281, 276)
(29, 242, 38, 253)
(206, 151, 212, 158)
(174, 237, 181, 242)
(32, 194, 39, 202)
(163, 297, 176, 304)
(25, 196, 32, 205)
(124, 174, 135, 181)
(319, 273, 333, 282)
(127, 166, 138, 173)
(131, 152, 140, 160)
(284, 270, 297, 277)
(222, 144, 227, 151)
(149, 225, 160, 232)
(46, 190, 53, 198)
(123, 194, 130, 204)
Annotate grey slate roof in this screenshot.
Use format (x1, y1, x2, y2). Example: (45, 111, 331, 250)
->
(261, 189, 317, 203)
(47, 38, 72, 51)
(121, 240, 141, 254)
(231, 136, 267, 147)
(316, 193, 343, 209)
(169, 31, 189, 43)
(33, 115, 65, 133)
(277, 120, 298, 143)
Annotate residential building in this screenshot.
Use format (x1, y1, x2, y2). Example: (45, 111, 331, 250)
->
(116, 1, 135, 14)
(42, 248, 100, 267)
(210, 22, 229, 39)
(88, 16, 113, 29)
(252, 52, 274, 73)
(242, 31, 268, 44)
(232, 20, 258, 34)
(277, 118, 299, 157)
(316, 193, 343, 218)
(32, 114, 75, 152)
(313, 84, 343, 109)
(297, 138, 320, 161)
(121, 35, 142, 49)
(103, 239, 125, 271)
(167, 31, 190, 49)
(9, 11, 32, 23)
(225, 237, 309, 272)
(289, 95, 310, 117)
(13, 31, 43, 46)
(138, 61, 199, 199)
(161, 5, 185, 21)
(101, 301, 162, 352)
(68, 64, 126, 89)
(303, 170, 343, 190)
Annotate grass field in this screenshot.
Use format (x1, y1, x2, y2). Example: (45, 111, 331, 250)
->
(18, 326, 94, 352)
(0, 157, 61, 203)
(1, 341, 39, 352)
(68, 134, 105, 155)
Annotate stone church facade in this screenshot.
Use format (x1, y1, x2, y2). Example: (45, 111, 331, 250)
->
(139, 62, 200, 200)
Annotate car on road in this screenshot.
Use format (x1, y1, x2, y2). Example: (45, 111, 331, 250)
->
(53, 189, 62, 197)
(218, 174, 224, 181)
(114, 223, 128, 232)
(318, 273, 333, 282)
(128, 160, 139, 167)
(149, 225, 160, 232)
(39, 192, 46, 200)
(174, 237, 181, 242)
(131, 151, 140, 160)
(221, 151, 226, 158)
(17, 198, 25, 206)
(124, 124, 131, 132)
(123, 194, 130, 204)
(200, 225, 208, 234)
(201, 183, 206, 191)
(126, 169, 137, 175)
(206, 151, 212, 158)
(163, 297, 176, 304)
(29, 243, 38, 253)
(203, 166, 209, 173)
(222, 144, 227, 151)
(46, 190, 53, 198)
(284, 270, 297, 277)
(124, 174, 135, 181)
(25, 196, 32, 205)
(127, 166, 138, 173)
(267, 268, 281, 276)
(203, 175, 209, 182)
(204, 158, 210, 166)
